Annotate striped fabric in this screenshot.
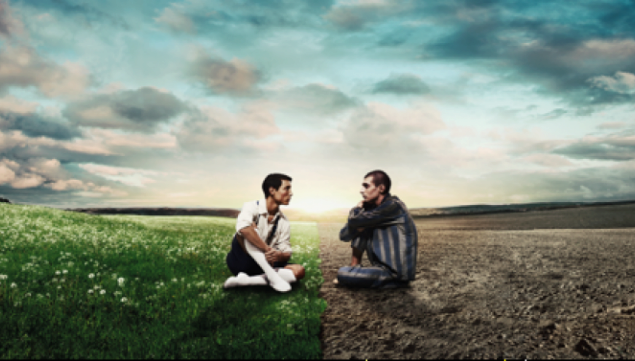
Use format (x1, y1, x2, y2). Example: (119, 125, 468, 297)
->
(337, 265, 408, 288)
(339, 194, 418, 282)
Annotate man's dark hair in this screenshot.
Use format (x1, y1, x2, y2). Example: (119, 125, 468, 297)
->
(364, 170, 391, 195)
(262, 173, 292, 198)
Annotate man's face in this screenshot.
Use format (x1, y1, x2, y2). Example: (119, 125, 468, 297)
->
(270, 180, 293, 205)
(360, 176, 384, 204)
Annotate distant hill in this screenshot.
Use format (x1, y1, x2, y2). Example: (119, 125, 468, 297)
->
(66, 199, 635, 221)
(67, 207, 240, 218)
(67, 206, 351, 222)
(408, 199, 635, 218)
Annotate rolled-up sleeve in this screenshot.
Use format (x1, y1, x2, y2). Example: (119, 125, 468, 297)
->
(235, 201, 259, 236)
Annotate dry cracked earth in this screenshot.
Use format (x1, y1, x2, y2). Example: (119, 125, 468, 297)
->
(318, 204, 635, 359)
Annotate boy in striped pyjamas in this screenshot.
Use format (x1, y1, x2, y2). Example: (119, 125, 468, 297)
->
(336, 170, 418, 289)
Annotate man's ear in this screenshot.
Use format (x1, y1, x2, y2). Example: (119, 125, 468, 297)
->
(268, 186, 276, 198)
(379, 184, 385, 194)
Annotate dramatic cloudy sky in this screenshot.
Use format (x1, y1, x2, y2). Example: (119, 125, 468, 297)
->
(1, 0, 635, 211)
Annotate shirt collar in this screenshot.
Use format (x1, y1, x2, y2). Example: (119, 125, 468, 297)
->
(258, 199, 287, 221)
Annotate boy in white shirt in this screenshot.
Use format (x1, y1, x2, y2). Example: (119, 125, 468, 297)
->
(223, 173, 305, 292)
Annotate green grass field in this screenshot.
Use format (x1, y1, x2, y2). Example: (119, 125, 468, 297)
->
(0, 204, 326, 359)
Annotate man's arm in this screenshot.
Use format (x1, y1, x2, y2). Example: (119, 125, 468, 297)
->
(266, 250, 291, 264)
(265, 221, 292, 265)
(238, 224, 271, 253)
(346, 198, 403, 229)
(339, 206, 365, 241)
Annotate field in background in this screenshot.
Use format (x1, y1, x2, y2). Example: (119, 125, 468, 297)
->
(0, 204, 326, 359)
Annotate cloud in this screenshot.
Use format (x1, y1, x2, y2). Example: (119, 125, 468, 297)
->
(539, 108, 567, 120)
(553, 132, 635, 161)
(597, 121, 627, 130)
(589, 71, 635, 94)
(20, 0, 129, 30)
(523, 153, 573, 167)
(64, 87, 187, 132)
(417, 2, 635, 109)
(0, 46, 90, 98)
(154, 3, 195, 34)
(86, 129, 178, 149)
(341, 102, 445, 150)
(275, 83, 358, 115)
(371, 73, 431, 95)
(0, 160, 15, 184)
(0, 95, 38, 114)
(0, 157, 63, 189)
(324, 0, 410, 31)
(455, 165, 635, 204)
(0, 0, 25, 39)
(0, 153, 129, 204)
(0, 111, 81, 140)
(79, 163, 165, 188)
(175, 101, 280, 153)
(189, 52, 262, 96)
(154, 0, 333, 34)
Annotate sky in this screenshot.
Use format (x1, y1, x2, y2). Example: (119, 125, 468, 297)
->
(1, 0, 635, 212)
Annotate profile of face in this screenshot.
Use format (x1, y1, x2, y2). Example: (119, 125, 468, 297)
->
(360, 176, 385, 206)
(269, 179, 293, 206)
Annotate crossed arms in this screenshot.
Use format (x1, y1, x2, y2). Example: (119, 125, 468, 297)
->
(237, 223, 291, 265)
(339, 198, 403, 242)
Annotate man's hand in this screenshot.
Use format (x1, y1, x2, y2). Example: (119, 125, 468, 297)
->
(265, 249, 278, 265)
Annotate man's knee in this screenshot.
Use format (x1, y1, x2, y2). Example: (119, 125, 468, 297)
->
(285, 264, 305, 280)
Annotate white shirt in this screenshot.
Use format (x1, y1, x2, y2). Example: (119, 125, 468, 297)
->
(235, 199, 292, 254)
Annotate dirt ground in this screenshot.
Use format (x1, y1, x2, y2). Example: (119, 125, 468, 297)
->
(318, 204, 635, 359)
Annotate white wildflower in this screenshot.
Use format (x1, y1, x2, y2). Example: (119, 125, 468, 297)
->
(100, 289, 106, 295)
(121, 297, 127, 303)
(52, 278, 58, 283)
(117, 277, 125, 287)
(63, 270, 68, 274)
(94, 285, 100, 290)
(88, 273, 95, 279)
(114, 291, 122, 296)
(24, 293, 31, 297)
(172, 278, 177, 283)
(55, 270, 61, 275)
(60, 278, 65, 283)
(88, 290, 94, 294)
(0, 274, 7, 280)
(10, 282, 17, 288)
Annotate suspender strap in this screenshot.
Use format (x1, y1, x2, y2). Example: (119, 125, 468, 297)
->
(255, 201, 280, 246)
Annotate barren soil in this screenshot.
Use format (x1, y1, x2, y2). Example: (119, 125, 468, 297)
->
(318, 204, 635, 359)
